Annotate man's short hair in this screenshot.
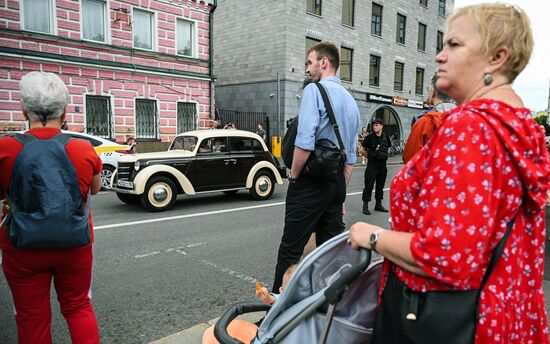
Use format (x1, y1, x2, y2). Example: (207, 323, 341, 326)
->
(430, 73, 452, 102)
(306, 41, 340, 71)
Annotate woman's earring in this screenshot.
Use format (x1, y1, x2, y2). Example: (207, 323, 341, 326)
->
(483, 73, 493, 86)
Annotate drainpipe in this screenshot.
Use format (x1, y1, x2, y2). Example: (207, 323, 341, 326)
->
(277, 72, 281, 139)
(209, 0, 218, 121)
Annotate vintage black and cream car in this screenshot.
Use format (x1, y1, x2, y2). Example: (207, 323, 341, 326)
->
(111, 130, 286, 212)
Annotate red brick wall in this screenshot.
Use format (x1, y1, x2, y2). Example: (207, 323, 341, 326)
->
(0, 0, 214, 143)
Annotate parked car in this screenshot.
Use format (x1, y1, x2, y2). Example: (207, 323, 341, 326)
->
(59, 131, 132, 189)
(111, 130, 286, 212)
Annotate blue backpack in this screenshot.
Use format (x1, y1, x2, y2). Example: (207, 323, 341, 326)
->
(5, 133, 90, 248)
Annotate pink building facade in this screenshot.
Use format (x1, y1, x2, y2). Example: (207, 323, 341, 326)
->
(0, 0, 216, 145)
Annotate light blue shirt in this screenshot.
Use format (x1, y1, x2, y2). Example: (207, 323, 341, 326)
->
(295, 77, 360, 165)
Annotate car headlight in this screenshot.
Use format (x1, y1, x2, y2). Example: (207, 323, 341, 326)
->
(134, 160, 140, 171)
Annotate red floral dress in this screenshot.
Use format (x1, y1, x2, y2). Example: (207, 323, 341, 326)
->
(385, 99, 550, 343)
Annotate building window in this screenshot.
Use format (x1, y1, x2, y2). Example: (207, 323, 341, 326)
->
(305, 37, 321, 67)
(369, 55, 381, 87)
(416, 68, 425, 95)
(85, 96, 112, 138)
(22, 0, 53, 34)
(437, 30, 444, 54)
(177, 19, 194, 56)
(177, 102, 197, 134)
(439, 0, 446, 16)
(417, 23, 427, 52)
(371, 3, 383, 36)
(340, 47, 353, 82)
(135, 99, 158, 139)
(396, 14, 406, 44)
(83, 0, 106, 42)
(394, 62, 404, 91)
(420, 0, 428, 7)
(342, 0, 354, 26)
(307, 0, 321, 16)
(133, 9, 154, 50)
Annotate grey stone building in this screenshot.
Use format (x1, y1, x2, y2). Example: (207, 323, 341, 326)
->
(213, 0, 454, 146)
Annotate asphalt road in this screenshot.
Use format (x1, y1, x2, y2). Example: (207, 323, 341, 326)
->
(0, 164, 403, 344)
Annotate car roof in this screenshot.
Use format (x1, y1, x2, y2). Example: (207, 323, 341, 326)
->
(176, 129, 263, 140)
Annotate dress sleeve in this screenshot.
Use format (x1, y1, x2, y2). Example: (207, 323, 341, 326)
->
(409, 112, 501, 288)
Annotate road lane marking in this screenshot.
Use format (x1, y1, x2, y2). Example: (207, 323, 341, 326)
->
(134, 243, 207, 259)
(95, 188, 389, 230)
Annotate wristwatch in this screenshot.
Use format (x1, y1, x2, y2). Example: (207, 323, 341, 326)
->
(369, 229, 386, 253)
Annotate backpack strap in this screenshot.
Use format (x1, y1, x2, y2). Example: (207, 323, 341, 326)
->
(50, 133, 73, 146)
(10, 133, 36, 146)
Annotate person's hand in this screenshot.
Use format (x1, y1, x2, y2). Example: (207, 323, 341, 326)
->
(256, 286, 275, 305)
(348, 222, 383, 250)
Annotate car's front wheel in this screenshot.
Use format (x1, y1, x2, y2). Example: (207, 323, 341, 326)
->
(100, 165, 115, 190)
(141, 176, 177, 212)
(249, 170, 275, 200)
(116, 192, 140, 205)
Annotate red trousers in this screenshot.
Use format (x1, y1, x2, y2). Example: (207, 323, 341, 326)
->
(2, 245, 100, 344)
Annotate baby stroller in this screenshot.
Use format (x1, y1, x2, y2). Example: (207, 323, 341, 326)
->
(214, 231, 383, 344)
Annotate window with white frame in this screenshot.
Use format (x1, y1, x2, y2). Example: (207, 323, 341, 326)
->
(417, 23, 427, 52)
(394, 61, 404, 91)
(133, 9, 154, 50)
(22, 0, 54, 34)
(340, 47, 353, 82)
(135, 99, 159, 139)
(177, 19, 194, 57)
(86, 95, 112, 138)
(83, 0, 107, 42)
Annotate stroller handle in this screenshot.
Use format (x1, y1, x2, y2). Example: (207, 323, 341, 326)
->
(214, 301, 271, 344)
(324, 249, 371, 304)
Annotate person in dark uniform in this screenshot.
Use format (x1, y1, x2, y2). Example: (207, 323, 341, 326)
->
(360, 118, 391, 215)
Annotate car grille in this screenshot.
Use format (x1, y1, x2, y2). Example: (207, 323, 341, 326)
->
(117, 162, 133, 181)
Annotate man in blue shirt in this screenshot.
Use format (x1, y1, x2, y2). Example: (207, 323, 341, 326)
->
(272, 42, 360, 292)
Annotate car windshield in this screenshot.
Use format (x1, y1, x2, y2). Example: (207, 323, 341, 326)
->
(170, 136, 198, 152)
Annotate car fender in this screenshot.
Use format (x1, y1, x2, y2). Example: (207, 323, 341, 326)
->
(134, 165, 196, 195)
(246, 161, 283, 188)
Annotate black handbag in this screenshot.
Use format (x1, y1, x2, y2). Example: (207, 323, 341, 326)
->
(301, 83, 347, 183)
(372, 213, 518, 344)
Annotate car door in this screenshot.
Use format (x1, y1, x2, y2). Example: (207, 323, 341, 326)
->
(188, 137, 232, 191)
(228, 137, 260, 186)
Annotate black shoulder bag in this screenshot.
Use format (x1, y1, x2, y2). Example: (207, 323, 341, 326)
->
(301, 83, 347, 183)
(372, 213, 519, 344)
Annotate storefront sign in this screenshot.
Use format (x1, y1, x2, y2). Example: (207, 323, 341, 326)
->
(366, 93, 393, 104)
(407, 99, 424, 109)
(392, 97, 408, 107)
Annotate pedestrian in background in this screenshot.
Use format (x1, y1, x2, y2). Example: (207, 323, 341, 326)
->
(272, 41, 360, 292)
(349, 4, 550, 343)
(359, 118, 391, 215)
(402, 73, 456, 163)
(256, 123, 266, 142)
(126, 136, 137, 154)
(357, 127, 368, 164)
(0, 72, 102, 343)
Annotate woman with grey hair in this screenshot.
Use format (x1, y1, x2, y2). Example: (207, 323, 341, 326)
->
(0, 72, 102, 343)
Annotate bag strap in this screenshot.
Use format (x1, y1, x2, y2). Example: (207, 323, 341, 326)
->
(479, 212, 519, 290)
(11, 133, 36, 146)
(314, 82, 346, 152)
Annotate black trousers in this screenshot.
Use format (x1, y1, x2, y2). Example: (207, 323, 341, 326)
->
(362, 162, 387, 203)
(272, 176, 346, 292)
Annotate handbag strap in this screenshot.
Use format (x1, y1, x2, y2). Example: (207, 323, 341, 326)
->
(314, 82, 346, 152)
(479, 212, 519, 290)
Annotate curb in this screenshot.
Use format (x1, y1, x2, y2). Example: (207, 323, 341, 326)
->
(149, 312, 265, 344)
